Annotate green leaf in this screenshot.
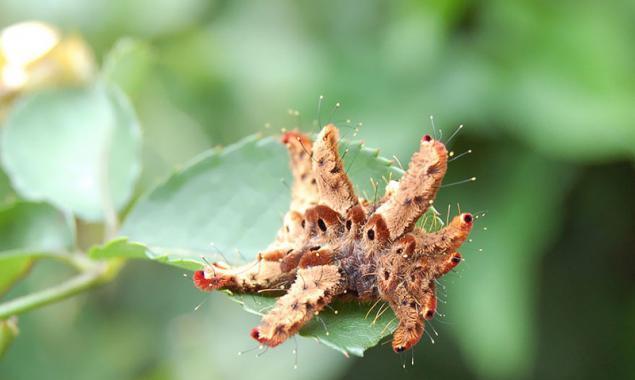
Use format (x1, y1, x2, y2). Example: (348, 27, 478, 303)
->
(1, 83, 142, 221)
(102, 38, 154, 99)
(0, 258, 32, 297)
(121, 135, 290, 266)
(338, 140, 403, 200)
(230, 294, 395, 357)
(0, 169, 16, 207)
(88, 237, 147, 260)
(0, 317, 19, 358)
(89, 237, 206, 271)
(0, 202, 75, 296)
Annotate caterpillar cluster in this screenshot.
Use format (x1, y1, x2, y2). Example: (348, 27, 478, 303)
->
(194, 123, 473, 353)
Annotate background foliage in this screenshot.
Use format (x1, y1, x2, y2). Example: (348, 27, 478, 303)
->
(1, 1, 634, 379)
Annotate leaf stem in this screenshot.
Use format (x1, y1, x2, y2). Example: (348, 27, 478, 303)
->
(99, 119, 119, 242)
(0, 260, 120, 319)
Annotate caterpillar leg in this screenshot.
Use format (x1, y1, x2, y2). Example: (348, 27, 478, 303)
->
(193, 248, 294, 293)
(377, 237, 441, 352)
(267, 131, 320, 250)
(412, 212, 473, 259)
(312, 124, 359, 215)
(386, 283, 426, 352)
(281, 130, 320, 213)
(374, 135, 448, 240)
(250, 264, 343, 347)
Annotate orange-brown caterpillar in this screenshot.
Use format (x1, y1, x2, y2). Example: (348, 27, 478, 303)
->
(193, 124, 473, 353)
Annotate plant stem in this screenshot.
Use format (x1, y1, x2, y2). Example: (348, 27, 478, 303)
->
(98, 121, 119, 242)
(0, 261, 116, 319)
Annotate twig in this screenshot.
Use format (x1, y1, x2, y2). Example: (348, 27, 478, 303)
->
(0, 259, 121, 319)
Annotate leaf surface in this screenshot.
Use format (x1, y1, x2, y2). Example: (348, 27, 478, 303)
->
(1, 84, 141, 221)
(0, 202, 75, 296)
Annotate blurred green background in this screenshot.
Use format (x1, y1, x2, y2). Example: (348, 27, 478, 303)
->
(1, 0, 634, 379)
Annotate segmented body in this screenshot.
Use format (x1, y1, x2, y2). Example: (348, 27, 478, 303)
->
(193, 124, 473, 352)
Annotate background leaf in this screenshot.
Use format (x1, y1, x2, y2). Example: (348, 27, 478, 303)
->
(443, 149, 573, 379)
(102, 38, 154, 99)
(0, 202, 75, 296)
(167, 293, 349, 380)
(0, 317, 19, 358)
(0, 169, 16, 207)
(1, 83, 142, 221)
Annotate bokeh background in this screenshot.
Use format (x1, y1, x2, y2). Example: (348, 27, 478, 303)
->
(1, 0, 634, 379)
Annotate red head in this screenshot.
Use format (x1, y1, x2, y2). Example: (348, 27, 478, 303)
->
(192, 270, 231, 291)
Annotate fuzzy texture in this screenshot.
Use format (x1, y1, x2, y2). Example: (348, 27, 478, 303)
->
(193, 124, 474, 353)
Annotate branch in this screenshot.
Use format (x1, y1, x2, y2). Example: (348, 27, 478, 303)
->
(0, 260, 121, 319)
